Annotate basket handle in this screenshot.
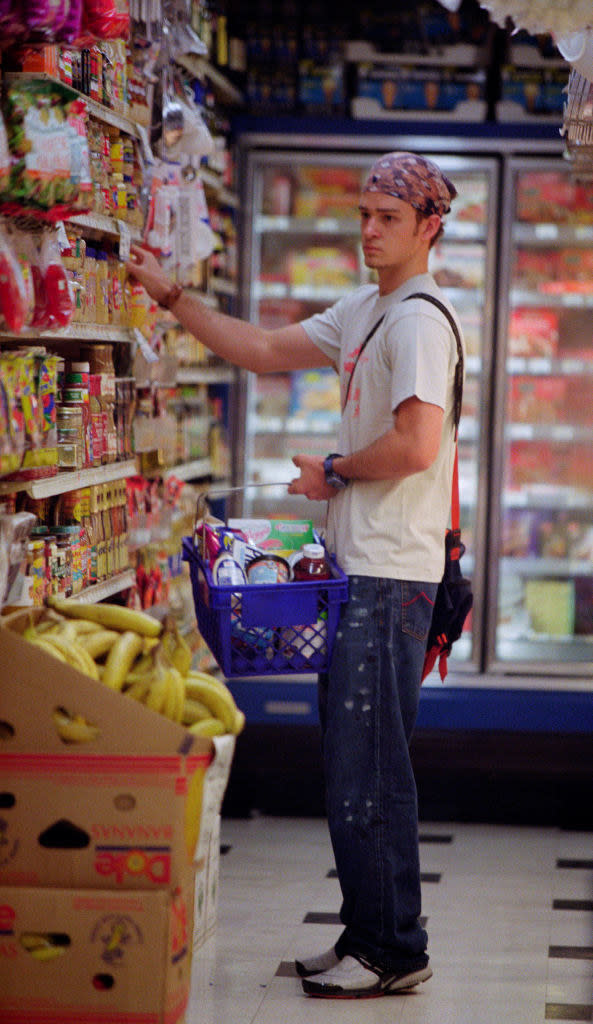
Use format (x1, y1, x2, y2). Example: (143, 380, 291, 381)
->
(195, 481, 293, 558)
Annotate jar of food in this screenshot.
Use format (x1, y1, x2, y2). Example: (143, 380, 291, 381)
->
(57, 405, 84, 470)
(292, 543, 331, 581)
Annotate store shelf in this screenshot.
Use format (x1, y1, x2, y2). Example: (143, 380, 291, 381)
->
(200, 167, 239, 207)
(4, 73, 141, 138)
(163, 458, 213, 481)
(253, 212, 483, 240)
(68, 570, 136, 604)
(510, 289, 593, 309)
(506, 423, 593, 442)
(501, 556, 593, 578)
(174, 54, 244, 106)
(255, 214, 360, 236)
(253, 414, 340, 435)
(176, 366, 235, 385)
(68, 212, 143, 244)
(513, 222, 593, 246)
(504, 487, 593, 510)
(0, 458, 137, 498)
(211, 277, 238, 297)
(0, 323, 134, 343)
(507, 356, 593, 376)
(255, 281, 354, 302)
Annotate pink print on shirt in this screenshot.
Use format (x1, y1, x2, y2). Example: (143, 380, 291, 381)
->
(343, 344, 368, 414)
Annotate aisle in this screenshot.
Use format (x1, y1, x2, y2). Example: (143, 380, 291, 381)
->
(187, 816, 593, 1024)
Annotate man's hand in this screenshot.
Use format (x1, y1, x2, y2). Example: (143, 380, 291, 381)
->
(125, 244, 172, 305)
(288, 454, 337, 501)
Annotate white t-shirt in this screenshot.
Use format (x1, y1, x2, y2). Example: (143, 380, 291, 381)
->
(300, 272, 464, 582)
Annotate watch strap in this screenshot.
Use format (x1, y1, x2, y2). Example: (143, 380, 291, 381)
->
(161, 282, 184, 310)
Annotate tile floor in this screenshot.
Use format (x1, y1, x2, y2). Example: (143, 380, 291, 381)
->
(187, 816, 593, 1024)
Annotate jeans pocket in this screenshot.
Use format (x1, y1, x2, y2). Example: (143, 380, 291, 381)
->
(401, 581, 436, 642)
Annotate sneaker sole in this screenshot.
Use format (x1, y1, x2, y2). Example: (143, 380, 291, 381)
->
(302, 964, 432, 999)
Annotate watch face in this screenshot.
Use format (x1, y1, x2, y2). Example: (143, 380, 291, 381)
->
(324, 456, 347, 489)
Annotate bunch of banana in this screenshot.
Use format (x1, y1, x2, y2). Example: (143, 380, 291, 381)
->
(180, 670, 245, 738)
(21, 599, 245, 739)
(19, 932, 70, 961)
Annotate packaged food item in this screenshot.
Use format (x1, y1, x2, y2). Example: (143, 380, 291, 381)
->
(292, 542, 331, 581)
(246, 554, 291, 584)
(40, 230, 74, 327)
(0, 224, 27, 333)
(213, 553, 247, 586)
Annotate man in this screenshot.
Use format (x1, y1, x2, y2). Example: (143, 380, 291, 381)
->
(126, 150, 463, 999)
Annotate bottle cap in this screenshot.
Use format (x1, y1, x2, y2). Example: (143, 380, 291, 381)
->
(302, 543, 325, 559)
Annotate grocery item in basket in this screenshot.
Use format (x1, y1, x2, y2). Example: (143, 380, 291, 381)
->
(228, 517, 316, 558)
(246, 554, 291, 584)
(281, 618, 327, 661)
(212, 554, 246, 586)
(292, 542, 331, 581)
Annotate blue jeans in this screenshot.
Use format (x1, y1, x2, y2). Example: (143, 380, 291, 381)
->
(318, 575, 438, 971)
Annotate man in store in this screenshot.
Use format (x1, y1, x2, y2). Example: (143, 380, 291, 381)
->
(126, 150, 463, 999)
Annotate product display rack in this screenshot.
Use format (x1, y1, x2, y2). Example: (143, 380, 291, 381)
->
(3, 71, 143, 139)
(0, 34, 244, 617)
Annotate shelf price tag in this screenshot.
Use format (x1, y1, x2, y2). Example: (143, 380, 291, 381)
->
(534, 224, 558, 240)
(117, 220, 131, 262)
(133, 327, 159, 363)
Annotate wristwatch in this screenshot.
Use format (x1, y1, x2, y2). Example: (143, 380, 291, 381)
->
(323, 453, 348, 490)
(160, 282, 184, 310)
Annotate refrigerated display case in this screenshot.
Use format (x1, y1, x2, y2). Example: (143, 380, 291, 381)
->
(490, 157, 593, 674)
(237, 148, 499, 676)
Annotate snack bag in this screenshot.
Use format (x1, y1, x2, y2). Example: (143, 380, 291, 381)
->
(39, 229, 73, 327)
(0, 224, 27, 333)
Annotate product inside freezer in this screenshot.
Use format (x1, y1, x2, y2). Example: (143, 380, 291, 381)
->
(516, 172, 593, 223)
(508, 308, 559, 357)
(430, 241, 485, 289)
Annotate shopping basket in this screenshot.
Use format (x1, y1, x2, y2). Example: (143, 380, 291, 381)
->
(182, 484, 348, 678)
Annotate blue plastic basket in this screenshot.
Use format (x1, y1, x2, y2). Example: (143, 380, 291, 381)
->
(182, 536, 348, 678)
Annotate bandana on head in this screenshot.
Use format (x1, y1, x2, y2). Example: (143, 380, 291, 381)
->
(362, 151, 457, 218)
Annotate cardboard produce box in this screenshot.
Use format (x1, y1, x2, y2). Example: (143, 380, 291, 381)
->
(0, 609, 217, 890)
(0, 881, 194, 1024)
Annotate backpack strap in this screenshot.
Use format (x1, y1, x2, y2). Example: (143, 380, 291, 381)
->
(403, 291, 464, 550)
(342, 313, 386, 412)
(402, 291, 464, 440)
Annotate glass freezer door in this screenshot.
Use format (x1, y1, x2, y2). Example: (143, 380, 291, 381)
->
(239, 148, 499, 675)
(491, 157, 593, 675)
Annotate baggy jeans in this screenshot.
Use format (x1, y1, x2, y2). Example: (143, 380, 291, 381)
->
(318, 574, 438, 970)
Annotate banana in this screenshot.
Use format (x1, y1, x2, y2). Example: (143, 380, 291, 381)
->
(46, 596, 162, 638)
(20, 933, 68, 960)
(182, 674, 236, 732)
(41, 633, 100, 680)
(145, 670, 171, 714)
(70, 619, 104, 635)
(124, 677, 152, 702)
(52, 708, 100, 744)
(181, 696, 213, 725)
(188, 717, 226, 737)
(102, 631, 144, 691)
(167, 666, 186, 724)
(28, 635, 68, 663)
(162, 618, 193, 676)
(232, 708, 246, 735)
(80, 629, 120, 660)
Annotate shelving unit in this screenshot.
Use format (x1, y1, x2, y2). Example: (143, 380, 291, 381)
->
(0, 459, 136, 498)
(3, 72, 142, 138)
(66, 569, 136, 603)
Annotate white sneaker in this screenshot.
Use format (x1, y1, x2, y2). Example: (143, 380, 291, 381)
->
(301, 952, 432, 998)
(294, 946, 341, 977)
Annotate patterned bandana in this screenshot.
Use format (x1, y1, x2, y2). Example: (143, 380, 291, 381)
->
(362, 151, 457, 218)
